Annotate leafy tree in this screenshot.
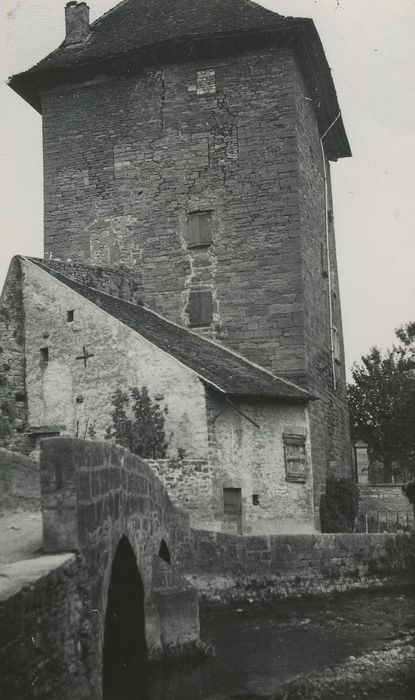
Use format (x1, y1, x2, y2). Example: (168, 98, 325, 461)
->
(348, 322, 415, 481)
(105, 386, 168, 459)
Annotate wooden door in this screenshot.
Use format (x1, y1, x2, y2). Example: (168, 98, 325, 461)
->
(223, 488, 242, 534)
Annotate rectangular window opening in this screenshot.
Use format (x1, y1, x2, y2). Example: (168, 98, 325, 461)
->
(284, 433, 307, 482)
(188, 290, 213, 328)
(187, 211, 213, 248)
(252, 494, 260, 506)
(40, 347, 49, 363)
(67, 310, 74, 322)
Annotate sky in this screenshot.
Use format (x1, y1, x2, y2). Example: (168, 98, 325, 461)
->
(0, 0, 414, 376)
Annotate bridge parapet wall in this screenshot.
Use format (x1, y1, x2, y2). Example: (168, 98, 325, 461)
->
(0, 439, 198, 699)
(40, 438, 190, 558)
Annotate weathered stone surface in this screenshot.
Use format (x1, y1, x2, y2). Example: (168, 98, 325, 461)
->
(184, 530, 415, 604)
(40, 45, 352, 523)
(0, 259, 30, 454)
(22, 259, 209, 460)
(0, 447, 40, 510)
(358, 484, 414, 528)
(149, 392, 315, 535)
(32, 257, 144, 304)
(0, 438, 200, 699)
(19, 258, 315, 534)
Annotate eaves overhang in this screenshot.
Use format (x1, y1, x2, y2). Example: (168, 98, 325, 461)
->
(8, 20, 351, 161)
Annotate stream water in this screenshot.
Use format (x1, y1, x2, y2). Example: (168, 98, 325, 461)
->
(147, 586, 415, 700)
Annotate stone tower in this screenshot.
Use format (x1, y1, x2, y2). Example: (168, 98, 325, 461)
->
(9, 0, 353, 515)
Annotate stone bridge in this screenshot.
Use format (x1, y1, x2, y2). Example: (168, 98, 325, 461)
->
(0, 438, 199, 700)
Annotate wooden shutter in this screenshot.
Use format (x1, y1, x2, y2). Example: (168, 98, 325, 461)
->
(189, 290, 212, 327)
(187, 211, 213, 248)
(284, 434, 307, 482)
(332, 326, 341, 364)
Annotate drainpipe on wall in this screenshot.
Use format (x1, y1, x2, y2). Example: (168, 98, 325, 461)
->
(320, 112, 341, 392)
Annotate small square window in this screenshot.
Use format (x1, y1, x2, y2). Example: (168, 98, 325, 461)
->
(67, 310, 74, 322)
(252, 494, 260, 506)
(284, 434, 307, 482)
(40, 347, 49, 363)
(187, 211, 213, 248)
(188, 290, 213, 327)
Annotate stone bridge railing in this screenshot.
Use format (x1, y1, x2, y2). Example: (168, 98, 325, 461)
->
(1, 438, 199, 700)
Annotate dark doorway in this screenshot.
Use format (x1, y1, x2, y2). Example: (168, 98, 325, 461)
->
(158, 539, 171, 565)
(103, 537, 148, 700)
(223, 488, 243, 534)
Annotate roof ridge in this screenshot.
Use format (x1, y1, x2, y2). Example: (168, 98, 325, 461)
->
(89, 0, 131, 30)
(29, 257, 311, 398)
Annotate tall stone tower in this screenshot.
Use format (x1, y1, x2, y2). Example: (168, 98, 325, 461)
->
(9, 0, 353, 513)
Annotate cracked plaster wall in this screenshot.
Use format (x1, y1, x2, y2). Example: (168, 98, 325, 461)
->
(205, 391, 315, 534)
(22, 261, 209, 460)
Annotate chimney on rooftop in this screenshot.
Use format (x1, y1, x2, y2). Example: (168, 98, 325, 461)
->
(65, 1, 90, 45)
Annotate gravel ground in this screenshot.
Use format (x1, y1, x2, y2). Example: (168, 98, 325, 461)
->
(272, 633, 415, 700)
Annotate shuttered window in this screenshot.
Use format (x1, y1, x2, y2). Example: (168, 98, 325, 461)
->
(187, 211, 213, 248)
(188, 290, 213, 327)
(284, 434, 307, 482)
(332, 326, 341, 364)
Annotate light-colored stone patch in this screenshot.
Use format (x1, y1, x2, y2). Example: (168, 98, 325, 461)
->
(196, 69, 216, 95)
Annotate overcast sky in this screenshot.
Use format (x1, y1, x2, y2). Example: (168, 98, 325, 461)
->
(1, 0, 414, 375)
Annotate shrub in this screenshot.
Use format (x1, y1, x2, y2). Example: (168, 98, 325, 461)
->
(402, 480, 415, 507)
(320, 476, 359, 532)
(105, 386, 168, 459)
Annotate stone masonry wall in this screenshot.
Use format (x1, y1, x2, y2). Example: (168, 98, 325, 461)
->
(40, 45, 352, 520)
(0, 438, 198, 699)
(33, 258, 143, 304)
(0, 258, 30, 454)
(147, 395, 315, 536)
(41, 46, 304, 369)
(294, 61, 353, 516)
(149, 459, 216, 530)
(0, 447, 40, 510)
(22, 259, 209, 459)
(358, 485, 414, 528)
(184, 530, 415, 605)
(206, 392, 315, 534)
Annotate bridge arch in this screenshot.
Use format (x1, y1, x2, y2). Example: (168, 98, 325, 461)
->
(158, 539, 171, 565)
(102, 536, 147, 699)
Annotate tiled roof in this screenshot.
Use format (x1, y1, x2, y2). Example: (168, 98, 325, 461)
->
(22, 0, 297, 70)
(29, 258, 312, 402)
(8, 0, 350, 159)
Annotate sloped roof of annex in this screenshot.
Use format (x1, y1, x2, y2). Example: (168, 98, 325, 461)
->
(26, 256, 314, 403)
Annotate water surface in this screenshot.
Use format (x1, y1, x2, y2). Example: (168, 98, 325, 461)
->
(148, 586, 415, 700)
